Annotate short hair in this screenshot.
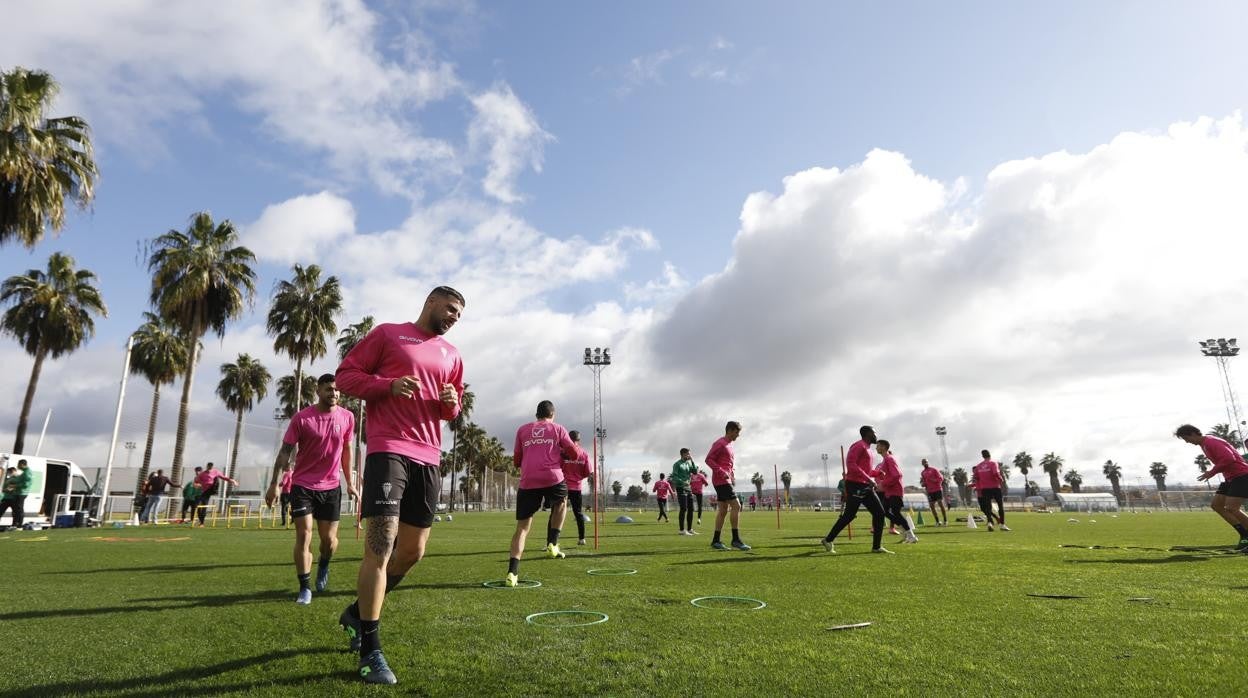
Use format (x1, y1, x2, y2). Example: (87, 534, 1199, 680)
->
(1175, 424, 1202, 439)
(17, 459, 27, 467)
(429, 285, 466, 306)
(726, 421, 741, 432)
(921, 458, 930, 465)
(318, 373, 336, 385)
(536, 400, 555, 419)
(981, 449, 991, 459)
(156, 469, 163, 475)
(878, 439, 891, 450)
(569, 430, 580, 441)
(859, 425, 874, 439)
(206, 462, 214, 468)
(659, 473, 666, 479)
(194, 466, 203, 471)
(5, 467, 15, 473)
(680, 448, 690, 456)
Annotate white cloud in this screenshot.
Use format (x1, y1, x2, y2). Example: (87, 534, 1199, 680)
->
(624, 262, 688, 304)
(616, 48, 682, 95)
(468, 84, 554, 204)
(242, 191, 356, 264)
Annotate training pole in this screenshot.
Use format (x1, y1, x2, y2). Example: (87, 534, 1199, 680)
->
(841, 445, 851, 540)
(774, 464, 781, 529)
(98, 337, 134, 522)
(593, 435, 600, 549)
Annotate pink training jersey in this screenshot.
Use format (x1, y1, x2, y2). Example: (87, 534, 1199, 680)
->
(705, 437, 735, 486)
(873, 455, 904, 497)
(972, 460, 1004, 490)
(1201, 435, 1248, 480)
(920, 467, 944, 493)
(845, 440, 874, 485)
(195, 469, 227, 490)
(514, 420, 577, 490)
(279, 470, 293, 494)
(562, 444, 592, 491)
(690, 473, 709, 495)
(653, 480, 674, 500)
(336, 322, 464, 467)
(283, 404, 354, 491)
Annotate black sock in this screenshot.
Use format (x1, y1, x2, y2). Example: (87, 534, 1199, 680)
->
(508, 557, 520, 575)
(385, 574, 405, 594)
(731, 528, 741, 542)
(297, 573, 311, 592)
(548, 528, 561, 546)
(348, 601, 360, 618)
(1235, 524, 1247, 537)
(318, 556, 332, 572)
(359, 619, 381, 657)
(712, 530, 722, 543)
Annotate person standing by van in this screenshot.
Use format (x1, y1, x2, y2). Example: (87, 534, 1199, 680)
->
(0, 462, 29, 529)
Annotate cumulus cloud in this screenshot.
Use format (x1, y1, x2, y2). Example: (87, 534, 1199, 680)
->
(468, 84, 554, 203)
(242, 192, 356, 264)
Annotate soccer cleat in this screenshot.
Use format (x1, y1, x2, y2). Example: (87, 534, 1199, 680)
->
(871, 547, 895, 554)
(546, 543, 566, 559)
(904, 530, 919, 544)
(504, 572, 519, 587)
(316, 566, 330, 592)
(295, 588, 312, 605)
(711, 541, 729, 550)
(731, 540, 751, 551)
(999, 524, 1012, 532)
(821, 539, 835, 553)
(339, 605, 362, 652)
(359, 650, 397, 685)
(987, 523, 995, 532)
(888, 527, 898, 535)
(697, 518, 702, 525)
(689, 529, 700, 535)
(578, 539, 587, 546)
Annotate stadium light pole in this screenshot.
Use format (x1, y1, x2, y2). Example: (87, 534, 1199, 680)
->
(820, 453, 829, 502)
(584, 347, 611, 549)
(935, 426, 950, 471)
(1198, 338, 1247, 445)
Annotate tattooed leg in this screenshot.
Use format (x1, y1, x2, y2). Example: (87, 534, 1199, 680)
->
(357, 516, 398, 621)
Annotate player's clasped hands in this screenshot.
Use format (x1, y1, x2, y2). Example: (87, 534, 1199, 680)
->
(439, 382, 457, 407)
(390, 375, 421, 398)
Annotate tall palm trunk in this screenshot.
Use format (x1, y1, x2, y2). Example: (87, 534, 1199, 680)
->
(170, 330, 201, 487)
(227, 408, 243, 482)
(12, 344, 46, 454)
(293, 355, 304, 413)
(1048, 472, 1061, 495)
(1109, 477, 1122, 502)
(1153, 476, 1166, 492)
(135, 384, 161, 491)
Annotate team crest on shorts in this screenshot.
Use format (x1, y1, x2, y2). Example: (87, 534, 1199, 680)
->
(382, 482, 392, 499)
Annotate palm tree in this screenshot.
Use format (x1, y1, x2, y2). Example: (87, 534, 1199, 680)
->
(1211, 423, 1243, 451)
(1040, 452, 1064, 495)
(276, 373, 317, 419)
(1195, 454, 1212, 490)
(611, 480, 622, 505)
(1149, 462, 1168, 491)
(148, 212, 257, 486)
(446, 384, 476, 513)
(1063, 470, 1083, 493)
(1, 252, 107, 453)
(780, 470, 792, 508)
(999, 461, 1012, 496)
(1103, 460, 1123, 502)
(0, 68, 98, 249)
(267, 264, 342, 416)
(952, 467, 969, 505)
(216, 354, 271, 483)
(750, 472, 765, 503)
(641, 470, 651, 501)
(1013, 452, 1032, 484)
(129, 312, 192, 491)
(336, 315, 375, 361)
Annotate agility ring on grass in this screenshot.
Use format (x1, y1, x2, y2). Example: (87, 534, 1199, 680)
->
(690, 596, 766, 610)
(482, 579, 542, 589)
(586, 568, 637, 576)
(525, 611, 609, 627)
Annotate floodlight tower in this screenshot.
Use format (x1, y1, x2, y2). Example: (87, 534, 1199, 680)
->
(820, 453, 829, 499)
(935, 426, 950, 471)
(1199, 338, 1246, 443)
(584, 347, 611, 544)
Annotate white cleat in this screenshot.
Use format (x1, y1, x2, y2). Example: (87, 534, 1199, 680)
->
(821, 539, 835, 553)
(903, 530, 919, 544)
(999, 524, 1011, 531)
(871, 547, 895, 554)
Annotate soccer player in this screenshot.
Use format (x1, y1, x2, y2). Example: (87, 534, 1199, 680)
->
(919, 459, 947, 526)
(193, 462, 238, 527)
(670, 448, 698, 535)
(506, 400, 579, 587)
(334, 286, 466, 685)
(690, 469, 709, 525)
(277, 463, 293, 527)
(265, 374, 359, 605)
(653, 473, 673, 523)
(179, 467, 202, 523)
(1176, 424, 1248, 549)
(820, 426, 917, 554)
(561, 430, 592, 545)
(706, 421, 751, 551)
(972, 450, 1010, 531)
(872, 441, 914, 543)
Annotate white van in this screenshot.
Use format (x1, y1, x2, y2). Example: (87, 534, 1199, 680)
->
(0, 453, 95, 526)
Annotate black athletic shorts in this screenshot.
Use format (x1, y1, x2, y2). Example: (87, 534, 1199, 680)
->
(517, 482, 568, 521)
(289, 484, 342, 522)
(713, 483, 738, 502)
(978, 488, 1003, 501)
(1216, 475, 1248, 498)
(360, 452, 440, 528)
(926, 490, 943, 503)
(883, 495, 903, 511)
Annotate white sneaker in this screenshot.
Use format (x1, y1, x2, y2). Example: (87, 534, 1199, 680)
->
(577, 539, 587, 545)
(821, 539, 835, 553)
(689, 529, 700, 535)
(679, 530, 692, 536)
(903, 530, 919, 544)
(999, 524, 1012, 531)
(987, 523, 995, 532)
(871, 547, 895, 554)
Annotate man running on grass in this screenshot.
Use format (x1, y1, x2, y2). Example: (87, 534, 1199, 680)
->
(972, 450, 1010, 531)
(334, 286, 466, 686)
(873, 440, 915, 543)
(506, 400, 579, 587)
(670, 448, 698, 535)
(266, 373, 359, 605)
(193, 463, 238, 527)
(1176, 424, 1248, 550)
(561, 430, 592, 545)
(821, 426, 916, 554)
(653, 473, 673, 523)
(706, 421, 750, 551)
(690, 468, 709, 526)
(919, 459, 947, 526)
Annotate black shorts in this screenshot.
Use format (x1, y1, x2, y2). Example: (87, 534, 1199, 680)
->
(517, 482, 568, 521)
(713, 483, 738, 502)
(289, 484, 342, 522)
(675, 486, 691, 498)
(978, 488, 1003, 501)
(926, 491, 943, 503)
(883, 495, 903, 511)
(1216, 475, 1248, 498)
(360, 452, 440, 528)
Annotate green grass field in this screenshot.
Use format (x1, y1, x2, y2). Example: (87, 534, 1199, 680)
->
(1, 509, 1243, 697)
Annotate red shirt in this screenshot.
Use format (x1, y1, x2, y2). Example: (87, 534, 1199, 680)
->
(653, 480, 674, 500)
(972, 460, 1003, 491)
(562, 444, 592, 491)
(514, 420, 577, 489)
(705, 437, 735, 486)
(919, 467, 944, 493)
(872, 455, 904, 497)
(1201, 435, 1248, 480)
(690, 473, 709, 494)
(845, 440, 874, 485)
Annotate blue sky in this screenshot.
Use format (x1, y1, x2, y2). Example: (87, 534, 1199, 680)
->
(4, 1, 1248, 491)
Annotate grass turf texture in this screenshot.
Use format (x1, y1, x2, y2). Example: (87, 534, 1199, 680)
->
(1, 511, 1242, 696)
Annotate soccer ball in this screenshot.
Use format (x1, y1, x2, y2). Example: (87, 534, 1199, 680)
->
(445, 515, 453, 522)
(434, 515, 443, 522)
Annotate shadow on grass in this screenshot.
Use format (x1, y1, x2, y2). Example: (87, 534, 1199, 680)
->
(46, 561, 331, 575)
(1065, 554, 1218, 565)
(0, 647, 342, 698)
(0, 589, 354, 621)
